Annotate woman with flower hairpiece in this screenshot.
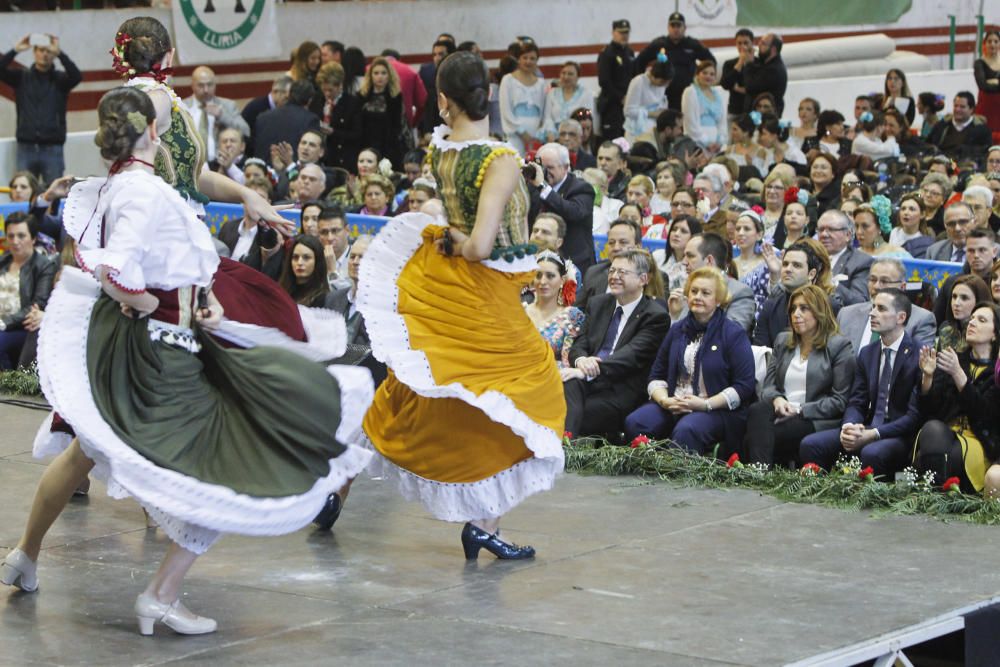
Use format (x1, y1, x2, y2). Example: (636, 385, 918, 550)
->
(851, 110, 899, 160)
(1, 87, 373, 635)
(771, 184, 812, 250)
(757, 113, 806, 172)
(732, 208, 771, 316)
(854, 197, 910, 259)
(351, 51, 565, 561)
(624, 54, 674, 144)
(525, 250, 584, 369)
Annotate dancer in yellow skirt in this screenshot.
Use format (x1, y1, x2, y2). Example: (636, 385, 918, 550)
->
(357, 52, 566, 559)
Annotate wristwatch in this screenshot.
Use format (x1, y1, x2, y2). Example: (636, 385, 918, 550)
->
(704, 398, 712, 412)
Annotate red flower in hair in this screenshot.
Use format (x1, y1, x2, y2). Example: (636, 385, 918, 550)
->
(751, 205, 764, 215)
(561, 279, 577, 307)
(630, 434, 650, 448)
(784, 186, 800, 205)
(943, 476, 961, 493)
(727, 453, 743, 468)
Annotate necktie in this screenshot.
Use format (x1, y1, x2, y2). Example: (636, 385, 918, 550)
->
(952, 247, 965, 264)
(596, 306, 624, 360)
(872, 348, 892, 426)
(198, 104, 209, 145)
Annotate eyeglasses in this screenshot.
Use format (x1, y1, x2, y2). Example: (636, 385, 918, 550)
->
(920, 187, 943, 197)
(817, 226, 849, 234)
(945, 218, 972, 228)
(868, 276, 903, 286)
(607, 267, 641, 277)
(764, 184, 785, 192)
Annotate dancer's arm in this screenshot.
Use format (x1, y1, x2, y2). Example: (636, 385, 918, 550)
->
(197, 169, 295, 236)
(451, 153, 520, 262)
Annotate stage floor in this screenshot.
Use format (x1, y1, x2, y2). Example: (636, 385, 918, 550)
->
(2, 400, 998, 666)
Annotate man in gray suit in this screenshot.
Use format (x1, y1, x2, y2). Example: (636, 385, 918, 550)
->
(817, 209, 872, 307)
(837, 258, 937, 354)
(925, 202, 975, 263)
(184, 66, 251, 162)
(668, 232, 755, 332)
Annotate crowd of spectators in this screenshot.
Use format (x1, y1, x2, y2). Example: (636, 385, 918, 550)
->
(4, 16, 1000, 495)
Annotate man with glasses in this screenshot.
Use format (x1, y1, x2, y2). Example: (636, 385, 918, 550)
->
(963, 185, 999, 232)
(576, 218, 642, 311)
(986, 146, 1000, 173)
(317, 205, 352, 289)
(926, 201, 975, 262)
(635, 12, 715, 110)
(557, 119, 596, 170)
(596, 19, 634, 141)
(928, 91, 992, 161)
(836, 258, 936, 355)
(563, 249, 669, 438)
(816, 209, 872, 306)
(693, 171, 727, 237)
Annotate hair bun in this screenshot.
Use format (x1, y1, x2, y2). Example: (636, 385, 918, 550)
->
(462, 88, 489, 121)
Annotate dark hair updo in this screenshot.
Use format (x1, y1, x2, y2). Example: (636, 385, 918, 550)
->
(94, 87, 156, 162)
(437, 51, 490, 121)
(116, 17, 172, 74)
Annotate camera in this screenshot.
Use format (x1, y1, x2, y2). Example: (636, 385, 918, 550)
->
(521, 159, 549, 185)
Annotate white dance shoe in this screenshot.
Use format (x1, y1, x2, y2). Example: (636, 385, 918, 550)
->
(0, 548, 38, 592)
(134, 593, 218, 636)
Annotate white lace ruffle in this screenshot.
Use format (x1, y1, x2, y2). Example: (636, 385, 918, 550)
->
(62, 177, 110, 246)
(35, 266, 373, 547)
(357, 213, 564, 519)
(431, 125, 512, 152)
(362, 436, 562, 521)
(211, 305, 347, 362)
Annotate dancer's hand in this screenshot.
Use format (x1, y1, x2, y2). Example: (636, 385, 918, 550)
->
(194, 290, 224, 330)
(434, 227, 468, 257)
(242, 188, 295, 236)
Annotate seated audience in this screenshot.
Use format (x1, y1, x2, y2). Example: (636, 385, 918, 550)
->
(357, 174, 395, 216)
(210, 126, 248, 184)
(854, 200, 909, 258)
(926, 91, 991, 161)
(328, 147, 381, 208)
(927, 201, 975, 263)
(564, 249, 669, 438)
(624, 266, 755, 457)
(936, 274, 991, 354)
(753, 238, 836, 348)
(528, 212, 581, 287)
(808, 153, 840, 216)
(918, 172, 952, 236)
(299, 199, 324, 236)
(772, 185, 811, 249)
(405, 179, 436, 212)
(802, 109, 851, 160)
(745, 285, 855, 466)
(964, 185, 998, 233)
(932, 227, 997, 323)
(888, 192, 934, 258)
(816, 209, 872, 306)
(670, 232, 755, 333)
(731, 208, 770, 316)
(991, 258, 1000, 303)
(850, 111, 899, 160)
(577, 218, 642, 311)
(626, 175, 667, 237)
(837, 258, 937, 354)
(654, 212, 702, 290)
(800, 289, 922, 478)
(317, 205, 351, 288)
(760, 168, 794, 239)
(914, 302, 1000, 497)
(0, 213, 56, 369)
(217, 202, 283, 280)
(278, 234, 332, 307)
(525, 251, 584, 368)
(528, 142, 597, 274)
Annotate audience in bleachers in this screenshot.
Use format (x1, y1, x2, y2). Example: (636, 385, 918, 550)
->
(7, 13, 1000, 494)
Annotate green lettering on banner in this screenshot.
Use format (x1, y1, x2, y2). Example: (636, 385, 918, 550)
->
(179, 0, 266, 50)
(736, 0, 912, 26)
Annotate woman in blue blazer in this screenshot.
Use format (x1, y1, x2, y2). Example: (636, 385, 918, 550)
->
(744, 285, 855, 466)
(624, 266, 756, 457)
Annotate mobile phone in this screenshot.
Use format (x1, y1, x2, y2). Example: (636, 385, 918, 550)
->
(29, 34, 51, 48)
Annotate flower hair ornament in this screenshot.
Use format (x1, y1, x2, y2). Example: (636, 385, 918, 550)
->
(784, 186, 809, 206)
(243, 157, 279, 187)
(378, 158, 394, 178)
(110, 31, 135, 79)
(748, 111, 762, 127)
(859, 111, 874, 123)
(778, 119, 791, 129)
(656, 49, 669, 63)
(870, 194, 893, 235)
(611, 137, 630, 155)
(126, 111, 148, 134)
(751, 204, 764, 215)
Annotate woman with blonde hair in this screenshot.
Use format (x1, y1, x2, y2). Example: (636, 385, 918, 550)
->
(760, 167, 794, 238)
(359, 56, 407, 168)
(745, 284, 854, 465)
(357, 173, 395, 216)
(624, 266, 755, 456)
(626, 174, 667, 237)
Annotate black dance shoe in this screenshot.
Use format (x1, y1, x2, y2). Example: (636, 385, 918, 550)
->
(313, 493, 343, 531)
(461, 522, 536, 560)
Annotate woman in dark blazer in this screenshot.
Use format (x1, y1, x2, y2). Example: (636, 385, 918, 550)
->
(914, 301, 1000, 496)
(624, 266, 756, 458)
(744, 285, 855, 466)
(0, 213, 57, 369)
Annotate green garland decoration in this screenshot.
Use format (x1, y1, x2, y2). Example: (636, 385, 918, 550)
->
(0, 363, 41, 396)
(563, 438, 1000, 525)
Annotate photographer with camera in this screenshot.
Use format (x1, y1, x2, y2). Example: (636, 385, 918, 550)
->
(527, 143, 596, 274)
(1, 33, 81, 185)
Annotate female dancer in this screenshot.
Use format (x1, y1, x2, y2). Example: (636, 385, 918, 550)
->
(357, 51, 565, 559)
(1, 87, 372, 633)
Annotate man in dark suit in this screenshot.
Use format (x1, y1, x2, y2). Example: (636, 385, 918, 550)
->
(575, 218, 641, 311)
(528, 142, 596, 275)
(418, 36, 455, 134)
(800, 289, 922, 478)
(669, 232, 755, 333)
(926, 92, 992, 161)
(563, 250, 670, 437)
(817, 209, 872, 307)
(253, 80, 321, 164)
(557, 119, 597, 171)
(932, 226, 997, 324)
(217, 216, 283, 281)
(241, 75, 291, 158)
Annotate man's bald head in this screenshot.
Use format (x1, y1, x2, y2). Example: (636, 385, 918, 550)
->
(192, 66, 217, 104)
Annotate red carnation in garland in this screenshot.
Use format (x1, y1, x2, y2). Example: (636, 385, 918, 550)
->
(727, 453, 743, 468)
(630, 434, 650, 448)
(801, 462, 821, 475)
(942, 476, 961, 493)
(562, 431, 573, 446)
(858, 466, 875, 481)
